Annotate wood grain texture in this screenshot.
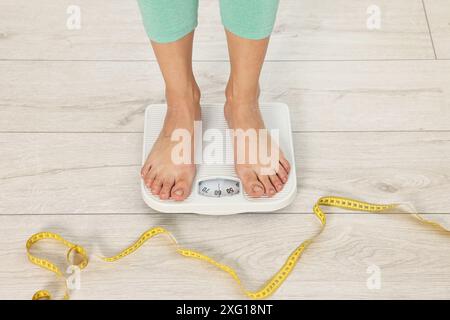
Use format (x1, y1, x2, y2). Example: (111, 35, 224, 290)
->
(1, 60, 450, 133)
(0, 0, 434, 61)
(1, 0, 449, 300)
(1, 132, 450, 215)
(424, 0, 450, 59)
(1, 214, 449, 300)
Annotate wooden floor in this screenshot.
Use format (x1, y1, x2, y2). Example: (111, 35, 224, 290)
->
(1, 0, 449, 299)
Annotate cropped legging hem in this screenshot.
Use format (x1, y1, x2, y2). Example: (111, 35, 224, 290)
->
(222, 23, 275, 41)
(146, 21, 198, 44)
(137, 0, 279, 43)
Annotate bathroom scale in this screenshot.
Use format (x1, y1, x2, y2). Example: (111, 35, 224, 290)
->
(141, 103, 297, 214)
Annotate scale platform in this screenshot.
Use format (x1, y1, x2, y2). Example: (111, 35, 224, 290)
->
(142, 103, 297, 214)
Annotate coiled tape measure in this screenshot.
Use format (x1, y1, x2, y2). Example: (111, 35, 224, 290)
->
(26, 196, 449, 300)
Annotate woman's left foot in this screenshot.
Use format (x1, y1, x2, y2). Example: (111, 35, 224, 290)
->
(224, 83, 291, 198)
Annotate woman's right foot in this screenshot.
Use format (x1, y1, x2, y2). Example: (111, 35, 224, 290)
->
(141, 84, 200, 201)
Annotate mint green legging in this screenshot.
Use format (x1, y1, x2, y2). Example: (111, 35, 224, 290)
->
(137, 0, 279, 43)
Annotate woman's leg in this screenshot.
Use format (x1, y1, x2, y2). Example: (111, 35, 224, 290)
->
(137, 0, 199, 44)
(222, 1, 290, 198)
(138, 0, 200, 201)
(220, 0, 280, 41)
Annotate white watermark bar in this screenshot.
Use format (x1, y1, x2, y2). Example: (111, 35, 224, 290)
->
(171, 121, 281, 174)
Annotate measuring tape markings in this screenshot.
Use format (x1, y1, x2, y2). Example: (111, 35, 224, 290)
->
(26, 196, 448, 300)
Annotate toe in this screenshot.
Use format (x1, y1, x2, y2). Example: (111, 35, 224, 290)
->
(280, 156, 291, 173)
(257, 174, 277, 197)
(144, 169, 157, 188)
(276, 163, 289, 183)
(141, 161, 151, 178)
(159, 178, 175, 200)
(269, 174, 283, 192)
(171, 180, 191, 201)
(151, 178, 163, 195)
(239, 169, 264, 197)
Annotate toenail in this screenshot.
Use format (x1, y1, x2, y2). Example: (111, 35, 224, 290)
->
(282, 177, 287, 182)
(252, 185, 263, 193)
(174, 189, 184, 196)
(269, 189, 276, 195)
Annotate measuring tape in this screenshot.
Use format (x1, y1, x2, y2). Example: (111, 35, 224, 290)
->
(26, 196, 449, 300)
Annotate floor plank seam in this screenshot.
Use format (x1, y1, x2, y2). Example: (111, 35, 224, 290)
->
(2, 130, 450, 134)
(421, 0, 438, 60)
(1, 58, 449, 63)
(0, 164, 139, 181)
(0, 212, 446, 216)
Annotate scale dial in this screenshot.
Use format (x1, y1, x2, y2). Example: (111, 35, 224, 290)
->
(198, 179, 240, 197)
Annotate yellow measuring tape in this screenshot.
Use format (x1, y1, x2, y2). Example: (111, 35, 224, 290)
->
(26, 196, 449, 300)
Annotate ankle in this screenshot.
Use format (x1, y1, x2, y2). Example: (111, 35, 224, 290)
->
(225, 79, 260, 107)
(165, 81, 201, 108)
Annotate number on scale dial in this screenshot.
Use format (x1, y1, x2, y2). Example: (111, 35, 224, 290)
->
(198, 179, 240, 197)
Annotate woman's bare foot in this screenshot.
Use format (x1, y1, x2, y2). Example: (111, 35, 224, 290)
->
(224, 82, 291, 198)
(141, 85, 200, 201)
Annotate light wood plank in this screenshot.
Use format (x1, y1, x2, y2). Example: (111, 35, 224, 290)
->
(1, 60, 450, 132)
(1, 132, 450, 215)
(424, 0, 450, 59)
(1, 0, 448, 303)
(1, 214, 448, 299)
(0, 0, 434, 61)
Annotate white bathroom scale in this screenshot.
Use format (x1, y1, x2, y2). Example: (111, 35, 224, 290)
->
(141, 103, 297, 215)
